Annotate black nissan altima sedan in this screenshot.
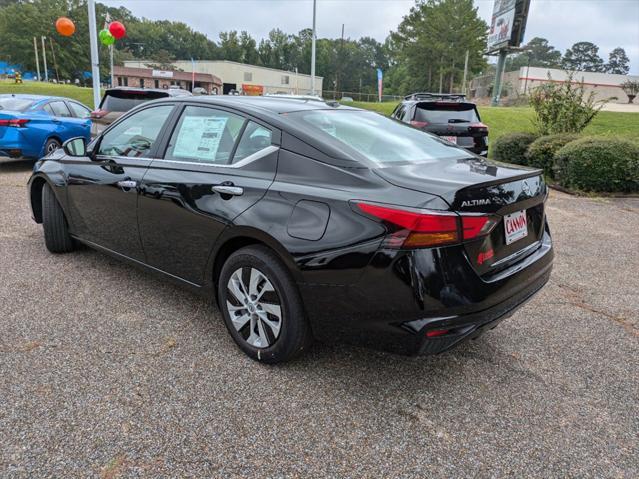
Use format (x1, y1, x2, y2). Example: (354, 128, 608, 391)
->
(27, 96, 553, 363)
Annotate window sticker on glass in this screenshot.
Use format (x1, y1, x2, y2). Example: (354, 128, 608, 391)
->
(173, 116, 228, 161)
(124, 126, 143, 136)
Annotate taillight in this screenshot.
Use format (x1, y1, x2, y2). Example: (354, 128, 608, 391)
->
(469, 122, 488, 132)
(426, 329, 450, 338)
(410, 120, 429, 128)
(0, 118, 29, 127)
(354, 202, 498, 249)
(461, 215, 499, 240)
(90, 109, 107, 119)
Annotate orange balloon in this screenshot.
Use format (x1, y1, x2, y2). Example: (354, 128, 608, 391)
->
(56, 17, 75, 37)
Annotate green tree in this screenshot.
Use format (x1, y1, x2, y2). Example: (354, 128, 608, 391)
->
(562, 41, 605, 72)
(390, 0, 487, 95)
(506, 37, 562, 71)
(606, 47, 630, 75)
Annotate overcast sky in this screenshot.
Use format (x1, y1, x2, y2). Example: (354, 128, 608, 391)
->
(102, 0, 639, 74)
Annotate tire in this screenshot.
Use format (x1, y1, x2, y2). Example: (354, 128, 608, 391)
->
(44, 138, 61, 155)
(41, 183, 75, 253)
(217, 245, 312, 364)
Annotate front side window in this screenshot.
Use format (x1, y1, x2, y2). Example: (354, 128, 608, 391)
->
(233, 121, 273, 163)
(98, 105, 174, 158)
(165, 106, 245, 165)
(289, 109, 474, 166)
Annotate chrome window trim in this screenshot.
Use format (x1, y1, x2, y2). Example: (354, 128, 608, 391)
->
(156, 144, 279, 169)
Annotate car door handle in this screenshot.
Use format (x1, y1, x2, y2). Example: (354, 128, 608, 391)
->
(212, 184, 243, 196)
(117, 180, 138, 189)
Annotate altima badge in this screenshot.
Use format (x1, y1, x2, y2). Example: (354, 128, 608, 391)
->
(461, 199, 491, 207)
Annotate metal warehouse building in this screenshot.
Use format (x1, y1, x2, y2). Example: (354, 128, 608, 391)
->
(470, 67, 639, 104)
(124, 60, 323, 96)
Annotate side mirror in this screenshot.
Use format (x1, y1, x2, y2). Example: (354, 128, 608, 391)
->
(62, 137, 86, 157)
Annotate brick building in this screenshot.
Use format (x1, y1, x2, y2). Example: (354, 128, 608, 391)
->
(113, 66, 222, 94)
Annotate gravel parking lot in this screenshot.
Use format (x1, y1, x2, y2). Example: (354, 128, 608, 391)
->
(1, 159, 637, 478)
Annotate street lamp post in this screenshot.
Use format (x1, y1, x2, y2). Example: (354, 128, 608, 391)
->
(310, 0, 317, 95)
(88, 0, 101, 109)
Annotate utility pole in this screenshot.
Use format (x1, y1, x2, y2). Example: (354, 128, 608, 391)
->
(462, 49, 469, 95)
(524, 52, 531, 95)
(49, 37, 60, 82)
(449, 58, 455, 93)
(438, 55, 444, 93)
(33, 37, 41, 81)
(491, 49, 507, 106)
(110, 45, 115, 88)
(41, 36, 48, 82)
(310, 0, 317, 95)
(88, 0, 101, 109)
(336, 23, 344, 95)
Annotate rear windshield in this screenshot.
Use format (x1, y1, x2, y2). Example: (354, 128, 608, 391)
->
(100, 90, 168, 112)
(288, 109, 473, 166)
(0, 96, 35, 112)
(414, 102, 479, 124)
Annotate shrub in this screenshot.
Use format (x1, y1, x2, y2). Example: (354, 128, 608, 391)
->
(553, 137, 639, 193)
(492, 132, 538, 165)
(529, 72, 612, 135)
(525, 133, 579, 177)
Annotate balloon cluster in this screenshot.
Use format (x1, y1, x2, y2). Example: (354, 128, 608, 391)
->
(55, 16, 126, 45)
(100, 21, 126, 46)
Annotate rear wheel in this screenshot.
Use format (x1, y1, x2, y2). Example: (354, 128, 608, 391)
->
(217, 245, 312, 363)
(42, 183, 74, 253)
(44, 138, 61, 155)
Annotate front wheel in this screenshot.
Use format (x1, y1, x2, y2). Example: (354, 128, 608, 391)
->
(41, 183, 75, 253)
(217, 245, 312, 363)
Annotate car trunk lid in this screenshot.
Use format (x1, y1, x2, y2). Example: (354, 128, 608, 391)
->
(373, 157, 547, 274)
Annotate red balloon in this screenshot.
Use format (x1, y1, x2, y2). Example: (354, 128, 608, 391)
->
(108, 21, 126, 40)
(56, 17, 75, 37)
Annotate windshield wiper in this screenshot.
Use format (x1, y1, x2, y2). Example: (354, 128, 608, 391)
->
(448, 118, 470, 123)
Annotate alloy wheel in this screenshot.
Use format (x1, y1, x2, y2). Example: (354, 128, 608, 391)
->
(226, 267, 283, 348)
(46, 141, 60, 154)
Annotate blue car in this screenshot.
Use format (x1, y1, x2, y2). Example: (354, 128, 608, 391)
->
(0, 94, 91, 160)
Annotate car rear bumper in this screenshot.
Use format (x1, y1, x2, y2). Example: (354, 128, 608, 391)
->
(0, 131, 28, 158)
(298, 227, 553, 355)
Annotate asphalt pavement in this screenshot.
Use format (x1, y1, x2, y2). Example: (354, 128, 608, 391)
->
(1, 159, 637, 478)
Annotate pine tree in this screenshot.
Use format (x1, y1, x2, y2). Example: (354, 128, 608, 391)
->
(606, 47, 630, 75)
(562, 42, 605, 72)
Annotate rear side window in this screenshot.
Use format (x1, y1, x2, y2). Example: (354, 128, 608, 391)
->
(101, 90, 168, 112)
(0, 96, 34, 112)
(49, 101, 72, 117)
(393, 105, 406, 121)
(414, 103, 479, 124)
(68, 102, 91, 119)
(165, 106, 245, 165)
(289, 109, 473, 166)
(233, 121, 273, 163)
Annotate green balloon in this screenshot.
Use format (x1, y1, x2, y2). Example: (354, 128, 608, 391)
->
(99, 29, 115, 46)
